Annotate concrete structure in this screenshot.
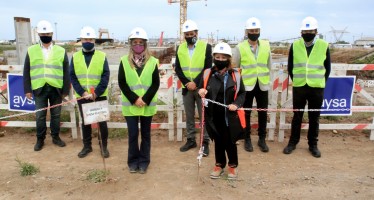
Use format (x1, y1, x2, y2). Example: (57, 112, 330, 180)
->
(13, 17, 32, 65)
(354, 37, 374, 47)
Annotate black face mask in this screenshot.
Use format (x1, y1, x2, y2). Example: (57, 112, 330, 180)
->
(302, 33, 316, 43)
(214, 59, 230, 70)
(248, 33, 260, 41)
(185, 36, 197, 45)
(40, 36, 52, 44)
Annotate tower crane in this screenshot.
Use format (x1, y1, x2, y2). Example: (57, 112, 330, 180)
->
(168, 0, 207, 42)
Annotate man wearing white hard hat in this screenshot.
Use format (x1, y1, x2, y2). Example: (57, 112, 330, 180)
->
(70, 26, 110, 158)
(283, 16, 331, 158)
(23, 20, 70, 151)
(233, 17, 272, 153)
(198, 42, 246, 180)
(118, 27, 160, 174)
(174, 19, 212, 156)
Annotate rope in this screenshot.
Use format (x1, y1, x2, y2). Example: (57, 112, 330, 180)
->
(0, 95, 89, 120)
(204, 98, 374, 112)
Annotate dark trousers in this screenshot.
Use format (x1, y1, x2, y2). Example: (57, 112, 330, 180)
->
(77, 97, 109, 148)
(289, 85, 324, 146)
(243, 81, 268, 139)
(125, 116, 153, 170)
(34, 84, 62, 140)
(213, 110, 238, 168)
(183, 90, 210, 141)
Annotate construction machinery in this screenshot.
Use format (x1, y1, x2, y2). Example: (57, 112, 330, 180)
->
(95, 28, 114, 44)
(168, 0, 207, 42)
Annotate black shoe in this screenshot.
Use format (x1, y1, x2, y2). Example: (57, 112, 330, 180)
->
(52, 136, 66, 147)
(309, 145, 321, 158)
(34, 139, 44, 151)
(244, 138, 253, 152)
(180, 139, 197, 152)
(78, 146, 93, 158)
(283, 145, 296, 154)
(202, 141, 209, 157)
(101, 148, 110, 158)
(258, 138, 269, 152)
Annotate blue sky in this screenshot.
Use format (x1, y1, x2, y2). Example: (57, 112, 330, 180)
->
(1, 0, 373, 43)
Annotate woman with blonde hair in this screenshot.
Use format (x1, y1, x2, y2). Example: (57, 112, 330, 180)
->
(118, 27, 160, 174)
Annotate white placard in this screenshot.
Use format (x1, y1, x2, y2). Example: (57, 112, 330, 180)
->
(81, 100, 110, 125)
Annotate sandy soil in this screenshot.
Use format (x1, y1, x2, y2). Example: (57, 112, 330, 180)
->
(0, 128, 373, 200)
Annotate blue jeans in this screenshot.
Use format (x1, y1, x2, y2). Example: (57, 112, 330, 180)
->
(125, 116, 153, 170)
(34, 85, 62, 140)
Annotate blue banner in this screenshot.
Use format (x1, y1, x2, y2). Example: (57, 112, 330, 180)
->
(321, 76, 355, 116)
(7, 74, 35, 112)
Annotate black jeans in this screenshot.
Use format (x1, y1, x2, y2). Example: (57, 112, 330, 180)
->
(213, 109, 238, 168)
(125, 116, 153, 170)
(289, 85, 324, 146)
(77, 97, 109, 147)
(34, 84, 62, 140)
(243, 81, 268, 139)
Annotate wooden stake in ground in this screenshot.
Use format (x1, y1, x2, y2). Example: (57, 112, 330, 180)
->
(90, 87, 107, 171)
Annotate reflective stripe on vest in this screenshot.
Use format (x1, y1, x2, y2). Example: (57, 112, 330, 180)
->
(202, 68, 246, 128)
(177, 40, 207, 82)
(120, 56, 159, 116)
(292, 38, 328, 88)
(238, 40, 270, 87)
(73, 50, 108, 97)
(28, 44, 65, 90)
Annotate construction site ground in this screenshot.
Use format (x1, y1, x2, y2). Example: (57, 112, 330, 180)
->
(0, 47, 373, 199)
(0, 127, 373, 199)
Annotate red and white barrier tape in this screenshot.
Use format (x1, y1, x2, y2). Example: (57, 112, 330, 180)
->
(203, 99, 374, 112)
(0, 96, 88, 120)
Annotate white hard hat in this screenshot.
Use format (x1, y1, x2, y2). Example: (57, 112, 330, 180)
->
(213, 42, 232, 57)
(245, 17, 261, 29)
(129, 27, 148, 40)
(37, 20, 53, 33)
(182, 20, 198, 32)
(80, 26, 96, 38)
(301, 16, 318, 30)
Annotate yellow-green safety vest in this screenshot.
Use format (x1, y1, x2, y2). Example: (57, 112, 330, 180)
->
(73, 50, 108, 97)
(28, 44, 65, 90)
(238, 39, 270, 87)
(177, 40, 207, 83)
(292, 38, 329, 88)
(120, 56, 159, 116)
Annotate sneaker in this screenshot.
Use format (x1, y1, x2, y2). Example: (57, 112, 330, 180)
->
(210, 166, 224, 179)
(227, 166, 238, 180)
(52, 136, 66, 147)
(202, 141, 209, 157)
(180, 139, 197, 152)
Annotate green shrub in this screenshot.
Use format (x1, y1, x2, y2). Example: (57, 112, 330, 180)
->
(15, 157, 39, 176)
(86, 169, 109, 183)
